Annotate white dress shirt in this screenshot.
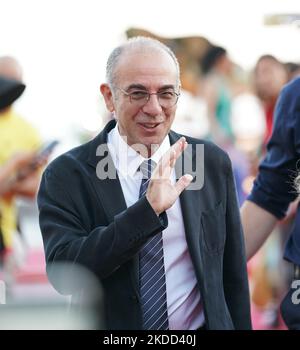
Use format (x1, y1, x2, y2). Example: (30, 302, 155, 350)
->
(107, 124, 204, 330)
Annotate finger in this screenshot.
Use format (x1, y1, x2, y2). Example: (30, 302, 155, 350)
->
(171, 137, 186, 161)
(153, 137, 186, 179)
(153, 149, 175, 180)
(170, 149, 176, 169)
(162, 138, 187, 178)
(174, 174, 193, 194)
(152, 148, 175, 180)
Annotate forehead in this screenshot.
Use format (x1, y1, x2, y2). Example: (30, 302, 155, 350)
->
(115, 49, 178, 89)
(256, 59, 279, 72)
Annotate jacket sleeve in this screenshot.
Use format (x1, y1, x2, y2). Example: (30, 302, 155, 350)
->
(248, 83, 299, 219)
(38, 167, 168, 294)
(223, 155, 252, 330)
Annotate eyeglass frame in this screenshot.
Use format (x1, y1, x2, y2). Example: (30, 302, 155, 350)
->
(114, 86, 181, 108)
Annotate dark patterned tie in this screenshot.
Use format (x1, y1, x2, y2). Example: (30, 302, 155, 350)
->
(139, 159, 169, 330)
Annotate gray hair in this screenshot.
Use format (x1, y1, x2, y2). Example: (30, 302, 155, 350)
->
(105, 36, 180, 90)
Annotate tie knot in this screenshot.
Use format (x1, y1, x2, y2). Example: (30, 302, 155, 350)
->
(139, 159, 156, 179)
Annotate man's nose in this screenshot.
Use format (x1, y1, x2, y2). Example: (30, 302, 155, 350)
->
(142, 94, 162, 115)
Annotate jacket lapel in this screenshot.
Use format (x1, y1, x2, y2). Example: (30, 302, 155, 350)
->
(87, 119, 127, 222)
(86, 120, 140, 295)
(169, 131, 204, 283)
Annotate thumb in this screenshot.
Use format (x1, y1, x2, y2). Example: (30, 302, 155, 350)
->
(174, 174, 193, 194)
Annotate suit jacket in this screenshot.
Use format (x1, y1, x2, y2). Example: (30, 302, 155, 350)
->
(38, 119, 252, 330)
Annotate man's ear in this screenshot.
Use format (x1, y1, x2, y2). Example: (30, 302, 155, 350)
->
(100, 84, 115, 112)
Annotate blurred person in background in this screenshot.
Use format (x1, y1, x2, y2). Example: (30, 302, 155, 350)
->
(250, 55, 295, 329)
(0, 56, 23, 81)
(200, 46, 255, 207)
(0, 58, 43, 291)
(253, 55, 288, 148)
(241, 76, 300, 330)
(199, 46, 235, 146)
(285, 62, 300, 82)
(0, 152, 38, 263)
(38, 37, 251, 330)
(0, 153, 39, 197)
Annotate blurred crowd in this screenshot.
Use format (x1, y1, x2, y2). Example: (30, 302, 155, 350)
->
(173, 45, 300, 330)
(1, 33, 300, 329)
(0, 57, 47, 294)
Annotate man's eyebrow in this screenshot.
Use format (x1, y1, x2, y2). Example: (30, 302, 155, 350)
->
(157, 85, 176, 91)
(126, 84, 147, 91)
(126, 84, 176, 91)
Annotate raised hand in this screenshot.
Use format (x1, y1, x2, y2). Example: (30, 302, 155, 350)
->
(146, 137, 193, 215)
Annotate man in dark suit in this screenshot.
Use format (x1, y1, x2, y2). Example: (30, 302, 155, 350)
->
(38, 37, 251, 330)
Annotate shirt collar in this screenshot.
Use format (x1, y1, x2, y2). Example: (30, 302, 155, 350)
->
(108, 122, 170, 178)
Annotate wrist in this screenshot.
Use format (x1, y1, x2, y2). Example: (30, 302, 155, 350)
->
(145, 194, 161, 216)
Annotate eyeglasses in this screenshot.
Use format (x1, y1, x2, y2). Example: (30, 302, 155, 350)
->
(115, 87, 180, 109)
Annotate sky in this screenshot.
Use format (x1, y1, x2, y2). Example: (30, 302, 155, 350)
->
(0, 0, 300, 146)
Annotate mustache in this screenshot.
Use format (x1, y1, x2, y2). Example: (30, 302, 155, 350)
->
(137, 118, 164, 124)
(135, 112, 165, 124)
